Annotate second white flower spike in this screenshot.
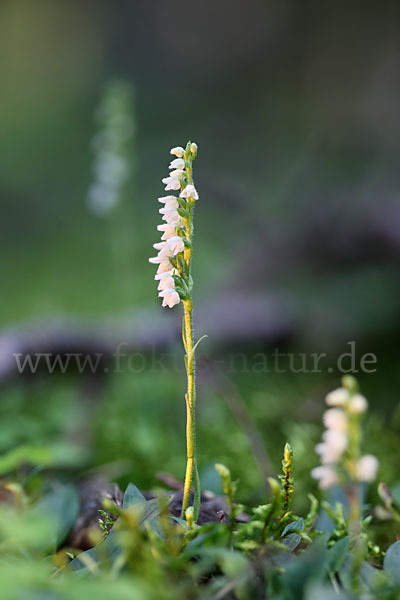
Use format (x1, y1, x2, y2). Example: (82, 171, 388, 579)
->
(313, 377, 378, 491)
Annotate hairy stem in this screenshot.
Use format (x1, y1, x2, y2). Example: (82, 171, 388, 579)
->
(181, 299, 200, 518)
(179, 143, 201, 521)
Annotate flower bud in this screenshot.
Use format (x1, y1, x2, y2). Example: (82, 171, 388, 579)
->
(378, 482, 393, 509)
(283, 443, 293, 468)
(185, 506, 195, 528)
(215, 463, 230, 480)
(341, 375, 359, 395)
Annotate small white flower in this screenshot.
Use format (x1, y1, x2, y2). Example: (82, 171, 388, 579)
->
(153, 242, 167, 250)
(154, 270, 175, 281)
(311, 465, 338, 489)
(169, 169, 185, 180)
(322, 429, 347, 455)
(325, 388, 350, 407)
(316, 430, 347, 464)
(157, 236, 184, 257)
(159, 288, 180, 308)
(159, 206, 174, 215)
(323, 408, 348, 432)
(356, 455, 379, 483)
(170, 146, 184, 158)
(169, 158, 185, 170)
(157, 223, 179, 240)
(158, 195, 179, 208)
(190, 142, 198, 155)
(150, 255, 175, 274)
(163, 213, 181, 225)
(159, 207, 181, 224)
(159, 245, 175, 258)
(157, 276, 175, 291)
(162, 177, 181, 191)
(348, 394, 368, 414)
(156, 259, 174, 275)
(166, 236, 185, 255)
(149, 255, 163, 264)
(315, 443, 344, 464)
(180, 184, 199, 200)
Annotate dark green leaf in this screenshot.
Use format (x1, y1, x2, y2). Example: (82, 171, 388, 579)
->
(282, 533, 301, 552)
(360, 561, 386, 589)
(122, 482, 146, 509)
(384, 540, 400, 584)
(325, 536, 350, 574)
(33, 484, 79, 552)
(281, 518, 304, 537)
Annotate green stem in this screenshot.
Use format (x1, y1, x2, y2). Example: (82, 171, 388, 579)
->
(193, 459, 201, 520)
(345, 409, 364, 591)
(179, 143, 201, 521)
(348, 482, 364, 592)
(181, 299, 200, 518)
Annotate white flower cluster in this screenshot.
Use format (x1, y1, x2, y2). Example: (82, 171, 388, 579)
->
(311, 385, 378, 489)
(87, 81, 134, 217)
(149, 144, 199, 308)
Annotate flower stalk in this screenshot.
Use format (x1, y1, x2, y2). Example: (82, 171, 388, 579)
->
(311, 376, 379, 591)
(182, 297, 201, 519)
(149, 141, 202, 521)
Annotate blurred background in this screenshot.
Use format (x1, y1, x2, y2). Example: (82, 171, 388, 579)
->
(0, 0, 399, 507)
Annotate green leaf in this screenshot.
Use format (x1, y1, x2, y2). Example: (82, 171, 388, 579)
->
(70, 546, 101, 574)
(122, 482, 146, 509)
(389, 482, 400, 506)
(171, 516, 188, 528)
(281, 519, 304, 552)
(280, 538, 328, 597)
(33, 484, 79, 552)
(281, 518, 304, 537)
(184, 523, 231, 555)
(360, 561, 387, 589)
(384, 540, 400, 584)
(325, 536, 350, 574)
(125, 498, 164, 537)
(282, 533, 301, 552)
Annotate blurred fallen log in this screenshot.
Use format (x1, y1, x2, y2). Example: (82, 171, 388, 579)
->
(0, 291, 292, 382)
(68, 480, 249, 551)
